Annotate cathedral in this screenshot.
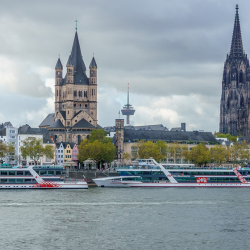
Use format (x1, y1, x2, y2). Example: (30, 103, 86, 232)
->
(220, 5, 250, 136)
(39, 29, 98, 143)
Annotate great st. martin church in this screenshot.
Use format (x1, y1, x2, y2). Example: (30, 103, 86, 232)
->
(39, 29, 98, 143)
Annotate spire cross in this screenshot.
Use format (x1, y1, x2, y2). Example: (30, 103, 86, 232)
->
(75, 19, 78, 31)
(58, 54, 60, 58)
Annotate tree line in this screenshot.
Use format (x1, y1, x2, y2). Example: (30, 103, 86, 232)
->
(131, 140, 250, 166)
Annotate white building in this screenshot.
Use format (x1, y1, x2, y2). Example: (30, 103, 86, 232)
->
(18, 134, 43, 166)
(55, 142, 66, 165)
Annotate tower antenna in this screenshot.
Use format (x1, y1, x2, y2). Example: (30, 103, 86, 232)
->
(121, 83, 135, 125)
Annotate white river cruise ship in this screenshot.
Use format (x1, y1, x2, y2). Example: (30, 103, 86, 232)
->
(0, 165, 88, 189)
(94, 158, 250, 188)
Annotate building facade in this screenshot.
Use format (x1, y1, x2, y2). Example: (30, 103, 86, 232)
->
(220, 5, 250, 136)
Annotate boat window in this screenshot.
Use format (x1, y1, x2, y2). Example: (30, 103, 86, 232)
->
(25, 171, 31, 176)
(9, 171, 15, 176)
(16, 179, 23, 183)
(9, 179, 15, 183)
(56, 171, 62, 175)
(25, 179, 32, 183)
(40, 170, 47, 175)
(17, 171, 24, 176)
(0, 179, 7, 183)
(1, 171, 7, 176)
(48, 171, 54, 175)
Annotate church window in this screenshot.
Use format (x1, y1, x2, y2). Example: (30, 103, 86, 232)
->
(59, 90, 61, 96)
(85, 104, 87, 108)
(91, 112, 93, 115)
(68, 111, 69, 114)
(74, 91, 77, 97)
(74, 104, 76, 107)
(239, 71, 243, 83)
(94, 89, 95, 95)
(79, 91, 82, 97)
(80, 104, 81, 107)
(57, 90, 58, 96)
(92, 89, 93, 96)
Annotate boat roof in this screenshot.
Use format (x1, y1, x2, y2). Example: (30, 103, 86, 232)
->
(93, 176, 141, 180)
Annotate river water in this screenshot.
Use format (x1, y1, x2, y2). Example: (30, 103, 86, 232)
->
(0, 188, 249, 250)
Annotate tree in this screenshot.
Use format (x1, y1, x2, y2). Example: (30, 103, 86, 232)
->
(0, 141, 7, 163)
(237, 141, 250, 165)
(137, 141, 165, 162)
(210, 144, 229, 165)
(185, 142, 211, 166)
(122, 152, 131, 161)
(20, 138, 54, 165)
(214, 132, 237, 143)
(78, 130, 116, 167)
(5, 143, 16, 163)
(88, 129, 108, 142)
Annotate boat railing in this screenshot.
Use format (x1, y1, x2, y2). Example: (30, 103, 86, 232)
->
(64, 178, 85, 183)
(116, 166, 248, 171)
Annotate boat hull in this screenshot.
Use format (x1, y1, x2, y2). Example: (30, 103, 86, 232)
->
(94, 180, 250, 188)
(0, 182, 88, 189)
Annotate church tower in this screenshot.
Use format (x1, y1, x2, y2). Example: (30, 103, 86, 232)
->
(219, 5, 250, 136)
(48, 28, 98, 143)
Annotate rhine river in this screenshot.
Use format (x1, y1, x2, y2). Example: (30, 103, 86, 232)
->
(0, 188, 250, 250)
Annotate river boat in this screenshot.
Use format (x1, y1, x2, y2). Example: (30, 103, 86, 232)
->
(0, 165, 88, 189)
(93, 158, 250, 187)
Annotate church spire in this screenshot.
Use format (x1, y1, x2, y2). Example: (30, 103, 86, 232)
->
(230, 4, 244, 58)
(70, 31, 86, 73)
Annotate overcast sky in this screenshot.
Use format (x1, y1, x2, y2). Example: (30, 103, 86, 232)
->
(0, 0, 250, 132)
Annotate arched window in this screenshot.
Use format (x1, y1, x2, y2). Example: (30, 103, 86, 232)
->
(74, 91, 77, 97)
(57, 90, 58, 96)
(240, 94, 244, 107)
(239, 70, 244, 83)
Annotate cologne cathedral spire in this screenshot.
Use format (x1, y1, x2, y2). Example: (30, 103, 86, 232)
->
(230, 4, 244, 58)
(219, 5, 250, 137)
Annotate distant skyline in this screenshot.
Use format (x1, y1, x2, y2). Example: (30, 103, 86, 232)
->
(0, 0, 250, 132)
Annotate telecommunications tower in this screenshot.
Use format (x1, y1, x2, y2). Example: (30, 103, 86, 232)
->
(121, 83, 135, 125)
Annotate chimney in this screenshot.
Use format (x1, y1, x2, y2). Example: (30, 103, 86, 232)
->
(181, 123, 186, 132)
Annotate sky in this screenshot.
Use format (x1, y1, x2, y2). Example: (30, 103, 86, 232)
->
(0, 0, 250, 132)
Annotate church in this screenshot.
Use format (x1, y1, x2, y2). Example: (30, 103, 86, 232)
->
(220, 5, 250, 136)
(39, 29, 98, 143)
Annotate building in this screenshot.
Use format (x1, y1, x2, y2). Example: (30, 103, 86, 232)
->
(220, 5, 250, 136)
(114, 119, 218, 162)
(39, 28, 98, 144)
(17, 134, 43, 166)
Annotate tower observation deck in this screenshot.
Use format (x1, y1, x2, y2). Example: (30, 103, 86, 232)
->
(121, 83, 135, 125)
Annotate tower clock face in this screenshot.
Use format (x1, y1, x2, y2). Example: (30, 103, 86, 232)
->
(57, 72, 60, 75)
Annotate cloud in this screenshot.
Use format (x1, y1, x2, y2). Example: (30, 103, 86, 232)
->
(0, 56, 52, 98)
(0, 0, 248, 132)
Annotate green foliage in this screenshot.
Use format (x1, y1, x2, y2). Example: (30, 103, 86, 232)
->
(214, 132, 237, 143)
(210, 144, 229, 165)
(122, 152, 131, 161)
(78, 129, 116, 164)
(137, 141, 163, 162)
(185, 142, 211, 166)
(20, 138, 54, 165)
(0, 142, 16, 163)
(0, 141, 7, 161)
(88, 129, 108, 142)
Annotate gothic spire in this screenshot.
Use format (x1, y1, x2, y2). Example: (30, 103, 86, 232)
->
(230, 4, 244, 58)
(70, 31, 86, 73)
